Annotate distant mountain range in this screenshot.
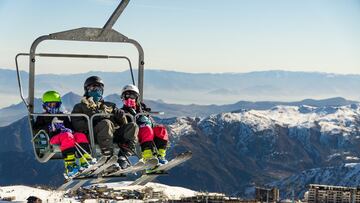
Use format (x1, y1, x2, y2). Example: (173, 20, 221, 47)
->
(2, 103, 360, 198)
(0, 90, 357, 127)
(1, 68, 360, 108)
(162, 105, 360, 197)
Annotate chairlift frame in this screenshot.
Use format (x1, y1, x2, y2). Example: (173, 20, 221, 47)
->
(15, 0, 145, 162)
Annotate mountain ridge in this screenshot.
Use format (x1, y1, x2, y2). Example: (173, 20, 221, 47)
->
(2, 104, 360, 197)
(2, 68, 360, 107)
(0, 90, 357, 127)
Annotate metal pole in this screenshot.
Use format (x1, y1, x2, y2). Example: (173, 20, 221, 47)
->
(102, 0, 130, 31)
(29, 35, 49, 113)
(15, 53, 29, 107)
(127, 39, 144, 101)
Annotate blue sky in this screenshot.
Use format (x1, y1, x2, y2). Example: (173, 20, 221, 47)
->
(0, 0, 359, 74)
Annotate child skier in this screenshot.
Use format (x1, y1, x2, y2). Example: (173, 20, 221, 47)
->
(120, 84, 169, 166)
(33, 90, 94, 178)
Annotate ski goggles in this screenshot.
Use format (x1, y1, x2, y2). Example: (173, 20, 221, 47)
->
(87, 85, 104, 93)
(122, 92, 138, 100)
(43, 102, 62, 108)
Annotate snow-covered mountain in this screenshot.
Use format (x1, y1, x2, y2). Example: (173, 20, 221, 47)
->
(0, 89, 355, 127)
(160, 104, 360, 197)
(2, 104, 360, 198)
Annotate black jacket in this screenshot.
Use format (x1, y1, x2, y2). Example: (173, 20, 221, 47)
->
(122, 103, 154, 126)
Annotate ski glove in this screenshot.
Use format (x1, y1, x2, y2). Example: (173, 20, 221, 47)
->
(60, 127, 73, 133)
(114, 108, 125, 120)
(140, 102, 151, 112)
(49, 117, 72, 133)
(53, 122, 72, 133)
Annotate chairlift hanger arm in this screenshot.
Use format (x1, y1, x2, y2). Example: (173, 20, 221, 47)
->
(102, 0, 130, 31)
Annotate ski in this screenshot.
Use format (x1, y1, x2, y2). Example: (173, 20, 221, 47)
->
(63, 156, 107, 181)
(69, 156, 107, 179)
(130, 151, 192, 186)
(57, 155, 117, 191)
(104, 157, 159, 177)
(67, 155, 118, 181)
(76, 155, 118, 178)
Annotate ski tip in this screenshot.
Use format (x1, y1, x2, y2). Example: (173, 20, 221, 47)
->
(180, 151, 193, 157)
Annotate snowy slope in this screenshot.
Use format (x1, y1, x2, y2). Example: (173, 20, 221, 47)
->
(0, 185, 74, 202)
(171, 104, 360, 137)
(218, 104, 359, 135)
(93, 182, 196, 200)
(0, 182, 196, 202)
(163, 104, 360, 196)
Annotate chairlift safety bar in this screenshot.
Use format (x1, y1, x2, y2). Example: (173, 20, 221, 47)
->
(31, 112, 136, 162)
(30, 113, 93, 162)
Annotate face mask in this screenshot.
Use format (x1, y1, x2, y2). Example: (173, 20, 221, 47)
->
(43, 102, 61, 114)
(88, 89, 103, 102)
(123, 98, 136, 108)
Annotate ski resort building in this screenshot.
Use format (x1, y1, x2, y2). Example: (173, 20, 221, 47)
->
(255, 187, 280, 203)
(306, 184, 360, 203)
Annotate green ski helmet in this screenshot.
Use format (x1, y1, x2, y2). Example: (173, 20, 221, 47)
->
(42, 90, 62, 103)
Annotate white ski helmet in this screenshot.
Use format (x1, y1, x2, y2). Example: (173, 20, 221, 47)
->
(121, 84, 140, 98)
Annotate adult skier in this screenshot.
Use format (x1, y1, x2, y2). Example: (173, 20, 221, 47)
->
(71, 76, 138, 169)
(120, 84, 169, 167)
(33, 90, 93, 178)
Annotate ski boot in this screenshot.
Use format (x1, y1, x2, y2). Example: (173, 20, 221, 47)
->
(139, 148, 159, 173)
(157, 148, 168, 165)
(117, 155, 130, 169)
(79, 153, 96, 171)
(117, 144, 135, 169)
(64, 154, 79, 179)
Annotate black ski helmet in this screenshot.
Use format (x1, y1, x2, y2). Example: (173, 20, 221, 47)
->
(83, 76, 104, 92)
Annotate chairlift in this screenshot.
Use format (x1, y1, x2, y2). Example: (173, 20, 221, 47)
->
(15, 0, 145, 163)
